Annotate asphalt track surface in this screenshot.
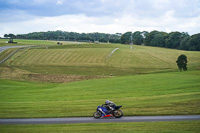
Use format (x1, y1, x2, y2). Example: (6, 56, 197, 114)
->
(0, 115, 200, 125)
(0, 46, 27, 53)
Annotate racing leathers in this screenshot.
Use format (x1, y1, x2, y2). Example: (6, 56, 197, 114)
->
(103, 100, 116, 113)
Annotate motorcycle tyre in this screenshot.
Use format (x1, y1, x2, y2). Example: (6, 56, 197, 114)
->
(113, 110, 123, 118)
(93, 111, 102, 119)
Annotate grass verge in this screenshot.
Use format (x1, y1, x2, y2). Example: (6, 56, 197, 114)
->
(0, 121, 200, 133)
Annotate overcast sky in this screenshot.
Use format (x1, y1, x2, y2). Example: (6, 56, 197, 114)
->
(0, 0, 200, 37)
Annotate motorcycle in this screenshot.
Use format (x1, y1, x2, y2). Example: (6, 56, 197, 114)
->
(93, 104, 123, 118)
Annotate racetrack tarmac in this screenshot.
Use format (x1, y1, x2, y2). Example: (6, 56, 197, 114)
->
(0, 115, 200, 125)
(0, 46, 28, 53)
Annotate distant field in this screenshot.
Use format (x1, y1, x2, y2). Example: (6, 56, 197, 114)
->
(9, 48, 112, 67)
(0, 39, 57, 46)
(0, 71, 199, 118)
(1, 41, 200, 80)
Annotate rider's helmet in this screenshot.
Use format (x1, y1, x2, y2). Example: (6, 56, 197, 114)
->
(105, 100, 110, 104)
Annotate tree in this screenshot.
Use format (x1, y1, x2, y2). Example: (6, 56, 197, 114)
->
(4, 34, 8, 38)
(187, 33, 200, 51)
(120, 32, 131, 44)
(4, 33, 15, 39)
(150, 32, 168, 47)
(179, 36, 190, 50)
(165, 32, 188, 49)
(176, 54, 188, 71)
(145, 30, 159, 46)
(132, 31, 143, 45)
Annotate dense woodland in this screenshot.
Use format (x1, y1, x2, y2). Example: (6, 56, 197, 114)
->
(121, 31, 200, 51)
(4, 31, 121, 43)
(3, 30, 200, 51)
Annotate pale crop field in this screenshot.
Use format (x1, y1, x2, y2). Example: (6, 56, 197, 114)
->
(9, 48, 113, 67)
(3, 43, 200, 77)
(108, 45, 200, 69)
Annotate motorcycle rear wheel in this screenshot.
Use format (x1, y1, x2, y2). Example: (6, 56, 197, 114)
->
(113, 110, 123, 118)
(93, 111, 102, 119)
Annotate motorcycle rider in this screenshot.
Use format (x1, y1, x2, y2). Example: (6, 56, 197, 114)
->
(103, 100, 116, 113)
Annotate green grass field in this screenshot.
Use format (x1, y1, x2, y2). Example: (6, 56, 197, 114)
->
(0, 71, 199, 118)
(1, 121, 200, 133)
(0, 39, 56, 46)
(0, 40, 200, 132)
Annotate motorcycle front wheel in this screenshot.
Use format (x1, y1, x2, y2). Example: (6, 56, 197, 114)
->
(93, 111, 102, 119)
(113, 110, 123, 118)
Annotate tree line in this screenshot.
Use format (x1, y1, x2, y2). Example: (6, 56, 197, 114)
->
(121, 31, 200, 51)
(4, 30, 200, 51)
(4, 31, 121, 43)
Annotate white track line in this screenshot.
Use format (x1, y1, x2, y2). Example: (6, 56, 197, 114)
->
(105, 48, 119, 61)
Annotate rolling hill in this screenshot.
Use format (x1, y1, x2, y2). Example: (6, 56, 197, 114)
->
(0, 40, 200, 82)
